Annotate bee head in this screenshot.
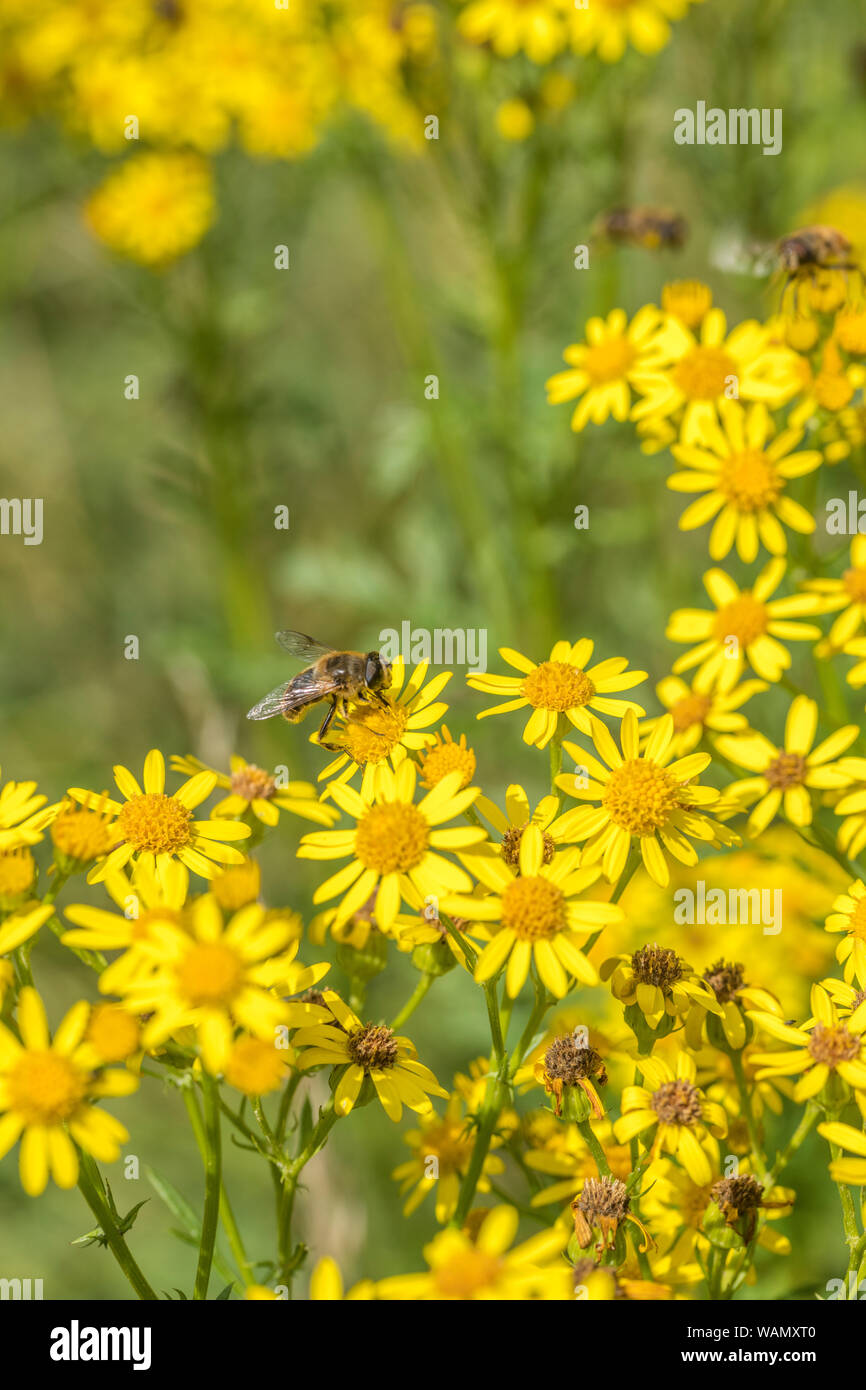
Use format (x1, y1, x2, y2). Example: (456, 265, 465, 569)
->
(365, 651, 392, 691)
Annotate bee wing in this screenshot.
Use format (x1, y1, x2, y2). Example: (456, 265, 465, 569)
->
(274, 630, 336, 661)
(246, 681, 302, 721)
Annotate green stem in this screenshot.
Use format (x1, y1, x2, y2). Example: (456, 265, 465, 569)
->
(390, 972, 435, 1029)
(77, 1153, 157, 1301)
(193, 1070, 222, 1300)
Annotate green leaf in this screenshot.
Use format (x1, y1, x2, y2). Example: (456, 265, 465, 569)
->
(145, 1166, 236, 1286)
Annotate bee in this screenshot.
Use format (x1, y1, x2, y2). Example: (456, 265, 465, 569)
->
(246, 631, 393, 750)
(776, 225, 860, 312)
(595, 206, 688, 251)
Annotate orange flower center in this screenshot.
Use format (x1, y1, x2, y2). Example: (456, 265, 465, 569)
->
(844, 567, 866, 603)
(522, 661, 595, 712)
(764, 752, 807, 789)
(719, 450, 782, 511)
(433, 1247, 502, 1298)
(7, 1051, 86, 1125)
(673, 346, 737, 401)
(670, 693, 712, 732)
(354, 802, 429, 874)
(175, 942, 243, 1006)
(500, 875, 566, 940)
(340, 702, 408, 765)
(808, 1022, 861, 1066)
(603, 760, 683, 835)
(230, 765, 276, 801)
(713, 595, 767, 647)
(117, 793, 192, 854)
(583, 337, 636, 384)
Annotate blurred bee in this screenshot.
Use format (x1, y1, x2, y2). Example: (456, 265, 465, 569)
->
(246, 631, 392, 750)
(595, 206, 688, 251)
(776, 225, 861, 312)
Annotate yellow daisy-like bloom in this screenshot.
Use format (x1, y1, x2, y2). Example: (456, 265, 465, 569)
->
(468, 639, 647, 747)
(546, 306, 670, 432)
(614, 1051, 728, 1186)
(0, 902, 54, 958)
(661, 280, 713, 331)
(209, 858, 262, 912)
(665, 559, 824, 692)
(825, 879, 866, 985)
(804, 535, 866, 652)
(441, 824, 623, 998)
(0, 987, 137, 1196)
(298, 762, 485, 933)
(835, 307, 866, 356)
(495, 98, 534, 141)
(392, 1092, 504, 1222)
(569, 0, 705, 63)
(555, 710, 724, 887)
(0, 766, 55, 850)
(602, 944, 724, 1034)
(62, 859, 190, 994)
(223, 1034, 292, 1097)
(473, 783, 587, 864)
(170, 753, 338, 829)
(111, 895, 331, 1074)
(68, 749, 250, 884)
(817, 1121, 866, 1185)
(0, 846, 38, 910)
(667, 400, 822, 562)
(85, 152, 215, 267)
(826, 762, 866, 859)
(457, 0, 568, 65)
(81, 1004, 142, 1068)
(50, 793, 119, 872)
(316, 659, 451, 799)
(714, 696, 858, 837)
(376, 1204, 572, 1300)
(417, 727, 477, 791)
(631, 310, 801, 446)
(749, 985, 866, 1103)
(684, 961, 783, 1052)
(293, 990, 447, 1123)
(309, 1257, 375, 1301)
(639, 672, 766, 758)
(788, 343, 863, 433)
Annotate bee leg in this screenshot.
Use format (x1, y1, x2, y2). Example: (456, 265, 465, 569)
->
(316, 698, 341, 751)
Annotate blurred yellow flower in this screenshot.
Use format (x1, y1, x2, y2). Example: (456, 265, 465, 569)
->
(85, 152, 215, 266)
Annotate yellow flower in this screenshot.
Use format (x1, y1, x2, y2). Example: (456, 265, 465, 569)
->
(556, 710, 724, 887)
(525, 1118, 631, 1207)
(546, 306, 670, 431)
(817, 1121, 866, 1184)
(223, 1034, 292, 1097)
(830, 762, 866, 859)
(684, 961, 783, 1052)
(170, 753, 338, 828)
(111, 895, 331, 1074)
(496, 98, 534, 141)
(85, 152, 215, 266)
(661, 280, 713, 331)
(665, 559, 824, 691)
(50, 793, 119, 872)
(442, 825, 622, 998)
(668, 400, 822, 562)
(835, 307, 866, 355)
(714, 696, 858, 836)
(315, 659, 452, 799)
(458, 0, 567, 64)
(298, 762, 485, 933)
(468, 639, 646, 747)
(62, 859, 190, 994)
(614, 1051, 727, 1185)
(473, 783, 586, 862)
(376, 1204, 572, 1300)
(0, 847, 38, 910)
(309, 1257, 375, 1301)
(0, 766, 55, 850)
(0, 987, 137, 1196)
(640, 672, 766, 758)
(81, 1004, 142, 1067)
(631, 310, 801, 446)
(602, 944, 724, 1035)
(293, 990, 447, 1123)
(749, 985, 866, 1103)
(68, 748, 250, 883)
(569, 0, 705, 63)
(0, 902, 54, 957)
(209, 858, 262, 912)
(804, 534, 866, 651)
(392, 1093, 504, 1221)
(825, 879, 866, 985)
(417, 727, 477, 790)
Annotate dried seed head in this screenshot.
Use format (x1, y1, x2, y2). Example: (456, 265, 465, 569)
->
(576, 1175, 631, 1223)
(651, 1078, 703, 1126)
(544, 1033, 605, 1087)
(631, 944, 684, 989)
(712, 1174, 764, 1213)
(807, 1021, 861, 1066)
(346, 1023, 399, 1072)
(703, 959, 746, 1005)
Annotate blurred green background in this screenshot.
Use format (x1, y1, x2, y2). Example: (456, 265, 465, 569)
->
(1, 0, 865, 1297)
